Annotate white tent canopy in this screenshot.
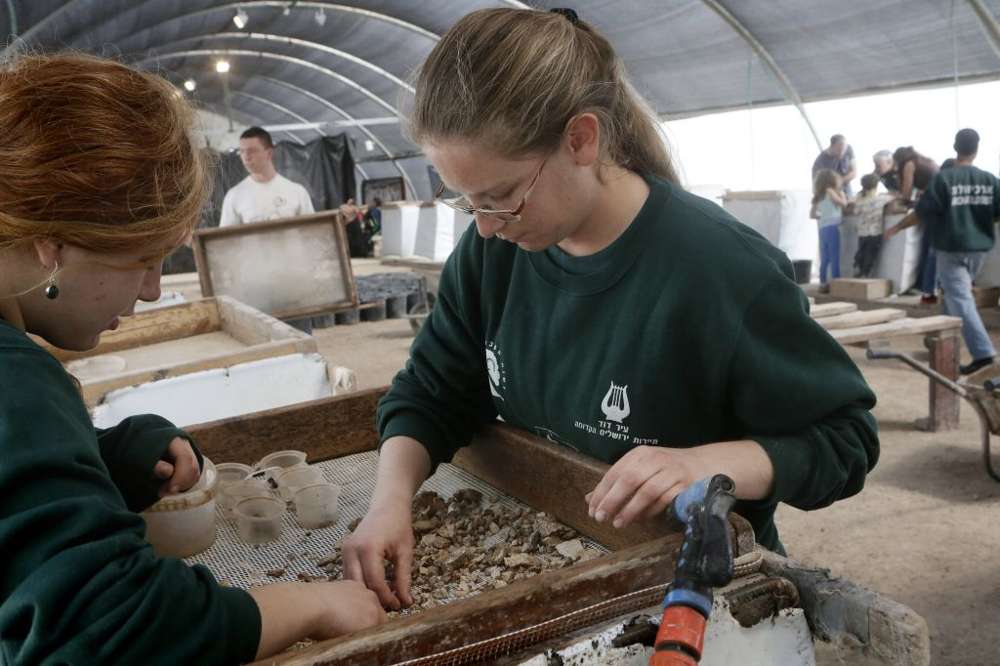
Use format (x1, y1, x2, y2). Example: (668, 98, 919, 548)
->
(3, 0, 998, 198)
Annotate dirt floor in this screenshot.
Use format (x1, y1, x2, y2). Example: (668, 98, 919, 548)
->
(310, 316, 1000, 666)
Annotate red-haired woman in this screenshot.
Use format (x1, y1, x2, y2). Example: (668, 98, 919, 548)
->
(0, 54, 383, 664)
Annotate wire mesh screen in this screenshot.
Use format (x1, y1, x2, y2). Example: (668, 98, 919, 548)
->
(185, 451, 606, 592)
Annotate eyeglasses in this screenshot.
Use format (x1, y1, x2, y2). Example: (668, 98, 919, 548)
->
(434, 158, 547, 223)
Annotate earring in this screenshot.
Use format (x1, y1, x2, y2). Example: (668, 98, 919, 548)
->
(44, 262, 59, 300)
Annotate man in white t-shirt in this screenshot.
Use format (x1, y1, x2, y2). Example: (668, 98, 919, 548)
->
(219, 127, 315, 226)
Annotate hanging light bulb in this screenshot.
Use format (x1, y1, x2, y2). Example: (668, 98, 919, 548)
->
(183, 79, 197, 92)
(314, 8, 327, 27)
(215, 60, 231, 74)
(233, 7, 249, 29)
(364, 140, 374, 152)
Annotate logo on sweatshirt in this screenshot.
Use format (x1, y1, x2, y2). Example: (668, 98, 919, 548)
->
(573, 379, 658, 446)
(485, 341, 506, 400)
(600, 382, 630, 423)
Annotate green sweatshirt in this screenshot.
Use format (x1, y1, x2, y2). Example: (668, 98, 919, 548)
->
(916, 165, 1000, 252)
(379, 175, 879, 552)
(0, 320, 261, 665)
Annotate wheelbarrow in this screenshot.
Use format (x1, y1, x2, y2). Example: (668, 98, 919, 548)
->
(867, 347, 1000, 482)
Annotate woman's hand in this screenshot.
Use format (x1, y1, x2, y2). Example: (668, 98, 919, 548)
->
(341, 501, 416, 611)
(153, 436, 201, 496)
(250, 580, 386, 659)
(307, 580, 387, 637)
(586, 442, 775, 529)
(585, 446, 711, 529)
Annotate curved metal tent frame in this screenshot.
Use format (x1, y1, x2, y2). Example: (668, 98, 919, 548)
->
(192, 69, 381, 180)
(3, 0, 998, 199)
(700, 0, 823, 151)
(147, 32, 415, 93)
(1, 1, 441, 59)
(141, 48, 418, 195)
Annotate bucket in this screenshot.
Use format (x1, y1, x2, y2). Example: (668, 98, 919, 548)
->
(142, 457, 218, 558)
(792, 260, 812, 285)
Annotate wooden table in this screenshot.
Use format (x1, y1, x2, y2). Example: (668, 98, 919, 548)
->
(811, 301, 963, 431)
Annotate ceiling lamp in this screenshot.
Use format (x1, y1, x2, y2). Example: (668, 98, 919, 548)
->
(233, 7, 249, 29)
(364, 140, 374, 152)
(314, 8, 326, 27)
(215, 59, 231, 74)
(183, 79, 197, 92)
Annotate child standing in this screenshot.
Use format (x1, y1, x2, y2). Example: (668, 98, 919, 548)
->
(811, 169, 848, 290)
(849, 173, 893, 277)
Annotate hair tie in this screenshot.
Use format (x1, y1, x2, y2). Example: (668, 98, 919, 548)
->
(550, 7, 580, 25)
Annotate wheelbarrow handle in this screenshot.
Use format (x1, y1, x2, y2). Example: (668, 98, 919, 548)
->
(865, 348, 968, 399)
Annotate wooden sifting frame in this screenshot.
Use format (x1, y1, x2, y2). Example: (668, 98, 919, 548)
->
(186, 388, 757, 665)
(193, 211, 359, 321)
(38, 296, 318, 408)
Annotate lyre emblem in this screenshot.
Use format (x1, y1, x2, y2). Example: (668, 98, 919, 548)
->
(600, 382, 630, 423)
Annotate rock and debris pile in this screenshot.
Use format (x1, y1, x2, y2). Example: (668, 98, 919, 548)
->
(356, 273, 424, 303)
(319, 488, 601, 613)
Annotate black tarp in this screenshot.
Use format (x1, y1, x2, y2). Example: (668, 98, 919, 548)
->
(164, 133, 356, 274)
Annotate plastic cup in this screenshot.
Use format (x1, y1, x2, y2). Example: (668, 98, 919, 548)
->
(142, 457, 218, 558)
(256, 450, 308, 481)
(220, 478, 271, 519)
(293, 483, 341, 528)
(216, 463, 252, 488)
(234, 496, 285, 544)
(275, 465, 325, 500)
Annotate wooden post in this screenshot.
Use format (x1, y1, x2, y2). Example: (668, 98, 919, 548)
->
(924, 332, 960, 431)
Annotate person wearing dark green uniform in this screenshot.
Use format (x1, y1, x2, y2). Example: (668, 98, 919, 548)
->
(342, 7, 880, 612)
(887, 128, 1000, 375)
(0, 53, 383, 665)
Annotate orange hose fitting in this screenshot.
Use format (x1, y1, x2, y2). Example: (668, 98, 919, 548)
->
(649, 606, 706, 665)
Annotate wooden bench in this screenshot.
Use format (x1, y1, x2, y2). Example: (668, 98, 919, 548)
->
(810, 302, 963, 431)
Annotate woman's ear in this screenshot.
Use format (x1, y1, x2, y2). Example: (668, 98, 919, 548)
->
(32, 239, 62, 270)
(565, 113, 601, 167)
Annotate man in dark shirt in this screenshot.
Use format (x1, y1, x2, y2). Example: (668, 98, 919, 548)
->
(813, 134, 857, 196)
(873, 150, 901, 194)
(886, 128, 1000, 374)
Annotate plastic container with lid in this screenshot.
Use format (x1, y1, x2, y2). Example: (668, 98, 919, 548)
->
(255, 450, 307, 481)
(294, 483, 341, 528)
(216, 462, 252, 487)
(275, 465, 324, 500)
(142, 457, 218, 558)
(220, 478, 271, 519)
(235, 496, 285, 544)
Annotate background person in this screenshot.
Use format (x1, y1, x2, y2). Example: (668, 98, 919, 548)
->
(891, 146, 941, 303)
(873, 149, 900, 194)
(810, 169, 847, 290)
(886, 129, 1000, 375)
(812, 134, 857, 196)
(219, 126, 315, 227)
(848, 173, 893, 277)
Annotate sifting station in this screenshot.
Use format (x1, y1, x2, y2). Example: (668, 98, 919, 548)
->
(39, 296, 341, 429)
(182, 388, 930, 666)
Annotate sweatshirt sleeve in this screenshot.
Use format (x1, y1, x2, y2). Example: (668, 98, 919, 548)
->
(726, 275, 879, 510)
(0, 349, 261, 665)
(96, 415, 204, 513)
(377, 232, 498, 470)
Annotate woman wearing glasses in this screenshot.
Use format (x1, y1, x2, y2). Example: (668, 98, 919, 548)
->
(343, 7, 879, 611)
